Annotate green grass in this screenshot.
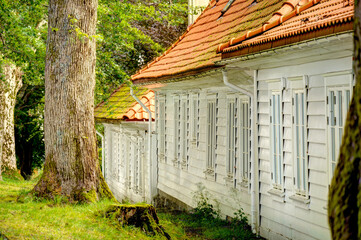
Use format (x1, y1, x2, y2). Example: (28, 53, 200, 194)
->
(158, 210, 262, 240)
(0, 175, 186, 240)
(0, 174, 260, 240)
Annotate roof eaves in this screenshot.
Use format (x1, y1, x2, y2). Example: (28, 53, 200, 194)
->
(132, 64, 224, 85)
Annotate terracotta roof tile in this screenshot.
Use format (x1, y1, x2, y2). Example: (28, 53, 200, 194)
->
(132, 0, 287, 83)
(94, 84, 155, 122)
(221, 0, 354, 55)
(131, 0, 353, 84)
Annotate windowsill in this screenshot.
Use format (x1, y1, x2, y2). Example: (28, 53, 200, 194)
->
(224, 174, 234, 186)
(158, 154, 165, 162)
(238, 180, 249, 189)
(181, 159, 188, 170)
(267, 188, 285, 203)
(172, 158, 179, 167)
(289, 194, 310, 210)
(204, 168, 215, 180)
(289, 194, 310, 204)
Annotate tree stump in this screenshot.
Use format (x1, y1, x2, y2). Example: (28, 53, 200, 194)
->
(104, 204, 170, 239)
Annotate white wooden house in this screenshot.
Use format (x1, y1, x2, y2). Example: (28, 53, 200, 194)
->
(94, 84, 156, 203)
(98, 0, 354, 239)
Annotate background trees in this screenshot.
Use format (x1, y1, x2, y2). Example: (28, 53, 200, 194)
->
(0, 0, 47, 179)
(96, 0, 187, 103)
(0, 0, 187, 180)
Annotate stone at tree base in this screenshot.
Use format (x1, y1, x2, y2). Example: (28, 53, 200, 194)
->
(103, 204, 171, 239)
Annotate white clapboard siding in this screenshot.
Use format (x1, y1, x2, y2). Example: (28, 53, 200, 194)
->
(257, 57, 352, 240)
(157, 87, 252, 218)
(103, 124, 152, 203)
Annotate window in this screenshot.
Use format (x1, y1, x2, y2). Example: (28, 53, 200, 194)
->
(158, 98, 166, 161)
(133, 138, 141, 193)
(293, 91, 307, 195)
(191, 94, 198, 142)
(226, 96, 250, 188)
(185, 96, 191, 169)
(180, 98, 187, 168)
(207, 99, 217, 170)
(173, 96, 180, 166)
(226, 99, 237, 177)
(327, 88, 351, 181)
(270, 92, 283, 188)
(111, 130, 119, 179)
(240, 100, 250, 184)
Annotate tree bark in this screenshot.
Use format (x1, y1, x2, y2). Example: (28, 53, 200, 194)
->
(0, 62, 22, 179)
(328, 2, 361, 239)
(16, 136, 33, 180)
(33, 0, 113, 202)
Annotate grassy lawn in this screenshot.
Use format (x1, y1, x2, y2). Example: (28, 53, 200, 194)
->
(0, 174, 259, 239)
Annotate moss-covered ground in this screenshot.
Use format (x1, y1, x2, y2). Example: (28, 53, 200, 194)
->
(0, 173, 259, 239)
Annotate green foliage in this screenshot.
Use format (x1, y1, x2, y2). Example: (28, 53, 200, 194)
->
(192, 185, 220, 225)
(181, 183, 260, 239)
(0, 0, 187, 178)
(95, 0, 187, 103)
(0, 0, 47, 178)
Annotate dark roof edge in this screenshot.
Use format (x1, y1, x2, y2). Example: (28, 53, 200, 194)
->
(221, 21, 353, 59)
(132, 64, 224, 86)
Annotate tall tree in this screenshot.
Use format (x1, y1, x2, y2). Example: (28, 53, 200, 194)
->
(0, 61, 23, 175)
(33, 0, 112, 201)
(0, 0, 47, 179)
(328, 2, 361, 239)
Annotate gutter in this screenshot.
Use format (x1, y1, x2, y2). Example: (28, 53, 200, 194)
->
(130, 87, 153, 203)
(222, 69, 259, 234)
(96, 131, 105, 178)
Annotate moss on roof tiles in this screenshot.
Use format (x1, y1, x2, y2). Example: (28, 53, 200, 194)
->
(94, 84, 149, 121)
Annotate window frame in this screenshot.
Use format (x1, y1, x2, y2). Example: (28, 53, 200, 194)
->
(180, 96, 188, 169)
(292, 89, 308, 196)
(270, 90, 284, 190)
(226, 95, 250, 189)
(173, 95, 180, 167)
(206, 95, 217, 173)
(158, 96, 166, 161)
(326, 86, 352, 182)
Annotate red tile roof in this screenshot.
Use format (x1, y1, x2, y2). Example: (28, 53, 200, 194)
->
(94, 84, 155, 123)
(132, 0, 288, 83)
(221, 0, 354, 57)
(131, 0, 353, 84)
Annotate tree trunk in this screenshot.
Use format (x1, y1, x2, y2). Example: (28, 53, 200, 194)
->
(0, 62, 22, 179)
(16, 136, 33, 180)
(33, 0, 113, 202)
(103, 204, 171, 239)
(328, 2, 361, 239)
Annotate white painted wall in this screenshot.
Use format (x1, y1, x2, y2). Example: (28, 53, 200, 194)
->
(156, 87, 252, 219)
(103, 122, 152, 203)
(256, 57, 353, 240)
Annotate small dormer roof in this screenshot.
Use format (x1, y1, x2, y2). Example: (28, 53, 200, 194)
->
(94, 84, 155, 123)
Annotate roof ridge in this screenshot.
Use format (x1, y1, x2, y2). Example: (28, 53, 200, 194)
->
(217, 0, 321, 53)
(131, 0, 216, 79)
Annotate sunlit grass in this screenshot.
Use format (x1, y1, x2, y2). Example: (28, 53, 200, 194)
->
(0, 174, 258, 239)
(0, 174, 182, 240)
